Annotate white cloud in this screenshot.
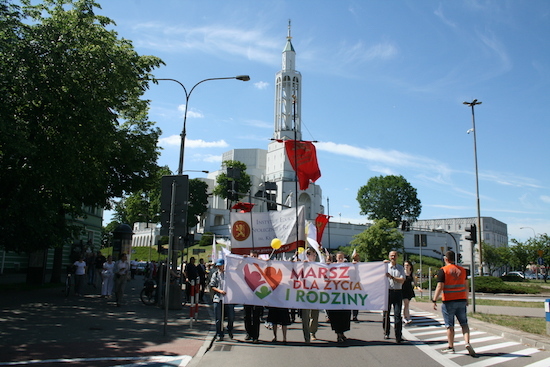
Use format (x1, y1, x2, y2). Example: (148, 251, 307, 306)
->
(254, 81, 269, 90)
(158, 136, 228, 148)
(203, 154, 223, 163)
(158, 135, 180, 147)
(316, 141, 452, 181)
(186, 139, 229, 148)
(434, 4, 457, 28)
(178, 104, 204, 119)
(337, 40, 398, 64)
(540, 195, 550, 204)
(131, 23, 280, 65)
(244, 119, 271, 129)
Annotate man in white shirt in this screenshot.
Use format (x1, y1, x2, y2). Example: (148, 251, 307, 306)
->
(383, 250, 405, 343)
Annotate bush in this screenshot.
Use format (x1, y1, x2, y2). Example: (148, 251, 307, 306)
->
(421, 276, 541, 294)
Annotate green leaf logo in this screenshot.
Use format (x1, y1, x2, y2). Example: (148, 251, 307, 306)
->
(255, 285, 272, 299)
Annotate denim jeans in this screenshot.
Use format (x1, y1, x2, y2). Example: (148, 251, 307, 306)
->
(383, 290, 403, 339)
(214, 301, 235, 337)
(442, 300, 468, 328)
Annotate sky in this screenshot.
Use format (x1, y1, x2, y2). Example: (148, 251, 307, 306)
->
(96, 0, 549, 243)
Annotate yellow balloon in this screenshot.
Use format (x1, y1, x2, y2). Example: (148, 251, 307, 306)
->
(297, 247, 305, 254)
(271, 238, 282, 250)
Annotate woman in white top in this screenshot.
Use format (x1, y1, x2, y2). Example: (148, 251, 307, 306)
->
(101, 255, 115, 297)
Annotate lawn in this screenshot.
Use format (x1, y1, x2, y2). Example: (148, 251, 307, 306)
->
(470, 313, 547, 336)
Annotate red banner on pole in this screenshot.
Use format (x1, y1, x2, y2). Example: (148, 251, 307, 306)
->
(315, 214, 330, 244)
(284, 140, 321, 190)
(231, 202, 255, 213)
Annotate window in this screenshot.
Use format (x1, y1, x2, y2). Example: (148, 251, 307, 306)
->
(415, 234, 427, 247)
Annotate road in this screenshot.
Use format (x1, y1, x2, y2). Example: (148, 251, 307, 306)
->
(197, 306, 550, 367)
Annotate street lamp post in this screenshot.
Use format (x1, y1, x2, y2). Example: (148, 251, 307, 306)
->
(520, 227, 536, 238)
(156, 75, 249, 335)
(157, 76, 250, 175)
(463, 99, 483, 277)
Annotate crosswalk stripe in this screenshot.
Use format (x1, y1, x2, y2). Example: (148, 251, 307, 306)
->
(455, 335, 502, 345)
(463, 348, 539, 367)
(428, 331, 486, 344)
(522, 357, 550, 367)
(446, 342, 520, 359)
(412, 328, 448, 337)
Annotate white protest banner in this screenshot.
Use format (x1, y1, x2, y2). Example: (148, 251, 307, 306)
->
(224, 254, 388, 311)
(230, 206, 305, 255)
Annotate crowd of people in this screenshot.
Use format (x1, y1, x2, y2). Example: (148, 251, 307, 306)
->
(71, 252, 134, 307)
(208, 248, 476, 357)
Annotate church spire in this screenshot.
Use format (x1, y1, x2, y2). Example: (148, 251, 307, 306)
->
(274, 20, 301, 140)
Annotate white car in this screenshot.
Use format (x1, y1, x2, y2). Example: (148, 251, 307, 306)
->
(505, 271, 525, 278)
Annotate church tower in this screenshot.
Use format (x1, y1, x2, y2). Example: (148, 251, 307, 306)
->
(265, 22, 323, 219)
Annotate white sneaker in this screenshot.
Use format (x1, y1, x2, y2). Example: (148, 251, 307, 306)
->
(441, 346, 455, 353)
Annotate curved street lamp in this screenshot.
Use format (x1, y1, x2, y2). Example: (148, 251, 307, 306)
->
(520, 226, 536, 238)
(157, 75, 250, 175)
(463, 99, 483, 273)
(155, 75, 249, 335)
(464, 99, 482, 313)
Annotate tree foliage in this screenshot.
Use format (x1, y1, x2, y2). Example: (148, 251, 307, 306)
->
(356, 175, 421, 224)
(0, 0, 164, 252)
(350, 218, 404, 261)
(113, 166, 209, 229)
(187, 178, 209, 228)
(213, 160, 252, 201)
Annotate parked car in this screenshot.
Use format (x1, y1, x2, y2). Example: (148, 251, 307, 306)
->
(501, 271, 525, 281)
(505, 271, 525, 278)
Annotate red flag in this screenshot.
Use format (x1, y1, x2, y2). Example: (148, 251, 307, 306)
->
(284, 140, 321, 190)
(231, 202, 255, 213)
(315, 213, 330, 244)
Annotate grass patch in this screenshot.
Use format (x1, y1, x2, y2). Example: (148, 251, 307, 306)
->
(415, 295, 544, 308)
(470, 313, 547, 336)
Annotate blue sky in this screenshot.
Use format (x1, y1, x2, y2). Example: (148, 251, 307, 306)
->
(98, 0, 549, 243)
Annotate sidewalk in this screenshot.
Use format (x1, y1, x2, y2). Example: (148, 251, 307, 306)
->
(0, 273, 215, 366)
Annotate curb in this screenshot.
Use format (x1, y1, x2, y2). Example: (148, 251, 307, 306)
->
(187, 301, 217, 367)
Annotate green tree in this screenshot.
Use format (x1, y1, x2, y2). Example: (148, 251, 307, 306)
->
(113, 166, 171, 225)
(509, 239, 535, 272)
(213, 160, 251, 201)
(483, 243, 511, 275)
(187, 178, 209, 228)
(350, 218, 404, 261)
(114, 169, 208, 229)
(356, 175, 421, 224)
(0, 0, 164, 254)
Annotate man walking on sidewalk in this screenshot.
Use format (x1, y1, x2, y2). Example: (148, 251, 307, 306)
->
(432, 250, 477, 357)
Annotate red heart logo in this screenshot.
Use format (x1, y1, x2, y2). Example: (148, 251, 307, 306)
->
(263, 266, 283, 290)
(243, 264, 266, 291)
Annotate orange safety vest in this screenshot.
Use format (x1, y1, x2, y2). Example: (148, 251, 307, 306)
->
(441, 264, 467, 301)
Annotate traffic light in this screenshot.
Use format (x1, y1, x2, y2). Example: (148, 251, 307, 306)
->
(227, 180, 239, 201)
(465, 224, 477, 244)
(457, 253, 462, 263)
(400, 220, 409, 231)
(160, 175, 189, 239)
